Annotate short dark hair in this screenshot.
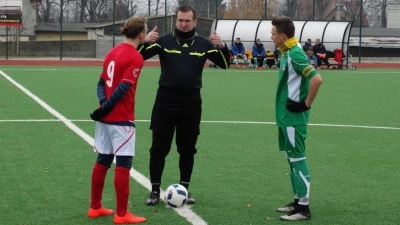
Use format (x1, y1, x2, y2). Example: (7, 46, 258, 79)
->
(271, 16, 295, 38)
(176, 5, 197, 20)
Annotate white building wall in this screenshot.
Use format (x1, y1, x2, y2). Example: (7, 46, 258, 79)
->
(20, 0, 37, 36)
(387, 3, 400, 29)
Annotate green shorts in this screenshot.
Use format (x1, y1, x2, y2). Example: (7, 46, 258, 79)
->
(278, 125, 307, 159)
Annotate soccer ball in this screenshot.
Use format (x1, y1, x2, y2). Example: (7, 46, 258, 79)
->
(164, 184, 188, 208)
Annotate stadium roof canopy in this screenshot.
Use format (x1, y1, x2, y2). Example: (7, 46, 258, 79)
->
(212, 19, 352, 57)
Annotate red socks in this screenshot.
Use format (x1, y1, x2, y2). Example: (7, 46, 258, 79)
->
(90, 163, 109, 209)
(114, 166, 130, 217)
(90, 163, 131, 217)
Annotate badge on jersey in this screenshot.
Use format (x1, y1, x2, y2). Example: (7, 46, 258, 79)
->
(133, 68, 140, 78)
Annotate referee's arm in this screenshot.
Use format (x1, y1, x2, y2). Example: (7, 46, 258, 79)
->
(207, 42, 230, 69)
(138, 42, 161, 60)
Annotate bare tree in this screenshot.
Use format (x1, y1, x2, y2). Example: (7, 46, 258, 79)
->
(145, 0, 164, 16)
(80, 0, 88, 22)
(363, 0, 386, 27)
(223, 0, 279, 19)
(126, 0, 138, 16)
(174, 0, 225, 18)
(380, 0, 388, 28)
(37, 0, 74, 23)
(37, 0, 53, 23)
(282, 0, 301, 18)
(82, 0, 111, 23)
(51, 0, 75, 23)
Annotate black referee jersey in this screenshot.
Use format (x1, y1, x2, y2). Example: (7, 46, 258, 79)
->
(138, 31, 230, 91)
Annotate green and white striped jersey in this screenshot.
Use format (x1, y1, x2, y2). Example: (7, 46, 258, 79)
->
(275, 38, 318, 127)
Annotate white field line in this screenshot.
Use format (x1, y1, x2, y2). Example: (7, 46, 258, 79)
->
(1, 119, 399, 131)
(0, 70, 208, 225)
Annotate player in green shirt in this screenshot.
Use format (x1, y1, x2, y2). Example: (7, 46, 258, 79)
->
(271, 16, 323, 221)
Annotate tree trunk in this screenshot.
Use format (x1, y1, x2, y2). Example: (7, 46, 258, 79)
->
(80, 0, 87, 22)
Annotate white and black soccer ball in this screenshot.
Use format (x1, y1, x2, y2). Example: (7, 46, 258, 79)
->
(164, 184, 188, 208)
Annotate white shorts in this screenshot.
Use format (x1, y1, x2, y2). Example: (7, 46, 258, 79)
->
(93, 122, 136, 156)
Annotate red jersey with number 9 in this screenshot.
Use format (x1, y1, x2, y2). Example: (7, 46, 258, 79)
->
(100, 43, 144, 122)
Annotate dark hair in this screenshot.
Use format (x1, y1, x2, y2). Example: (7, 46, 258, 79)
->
(119, 16, 147, 39)
(271, 16, 295, 38)
(176, 5, 197, 20)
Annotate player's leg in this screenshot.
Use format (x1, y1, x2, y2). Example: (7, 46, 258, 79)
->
(110, 125, 135, 217)
(249, 58, 254, 68)
(113, 157, 146, 224)
(233, 55, 239, 66)
(175, 92, 202, 204)
(262, 57, 268, 68)
(147, 88, 178, 205)
(147, 130, 174, 203)
(322, 57, 332, 69)
(256, 57, 262, 68)
(243, 54, 248, 67)
(316, 56, 322, 69)
(280, 126, 311, 221)
(310, 55, 318, 68)
(88, 122, 114, 218)
(276, 127, 298, 213)
(110, 126, 146, 223)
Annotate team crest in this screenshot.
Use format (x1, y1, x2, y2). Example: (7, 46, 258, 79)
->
(133, 68, 140, 77)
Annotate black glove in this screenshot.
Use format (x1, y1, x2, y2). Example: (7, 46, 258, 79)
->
(286, 99, 310, 112)
(90, 106, 112, 121)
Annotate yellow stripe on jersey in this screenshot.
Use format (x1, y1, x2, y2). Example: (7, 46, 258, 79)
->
(164, 48, 181, 54)
(145, 43, 160, 50)
(190, 52, 205, 57)
(218, 50, 229, 68)
(302, 65, 315, 77)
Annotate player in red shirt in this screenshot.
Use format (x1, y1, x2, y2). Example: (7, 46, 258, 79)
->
(88, 16, 147, 224)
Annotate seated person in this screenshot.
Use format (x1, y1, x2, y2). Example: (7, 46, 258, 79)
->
(231, 37, 248, 68)
(313, 38, 332, 69)
(303, 38, 318, 68)
(252, 39, 266, 69)
(265, 50, 276, 68)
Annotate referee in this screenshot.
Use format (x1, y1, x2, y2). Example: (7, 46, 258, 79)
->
(138, 5, 230, 205)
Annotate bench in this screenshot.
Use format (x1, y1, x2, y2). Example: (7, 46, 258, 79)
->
(229, 49, 253, 64)
(310, 55, 352, 69)
(228, 50, 352, 69)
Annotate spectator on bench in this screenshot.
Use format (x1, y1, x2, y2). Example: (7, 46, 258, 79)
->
(313, 39, 333, 69)
(252, 39, 266, 69)
(303, 38, 318, 68)
(232, 37, 248, 68)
